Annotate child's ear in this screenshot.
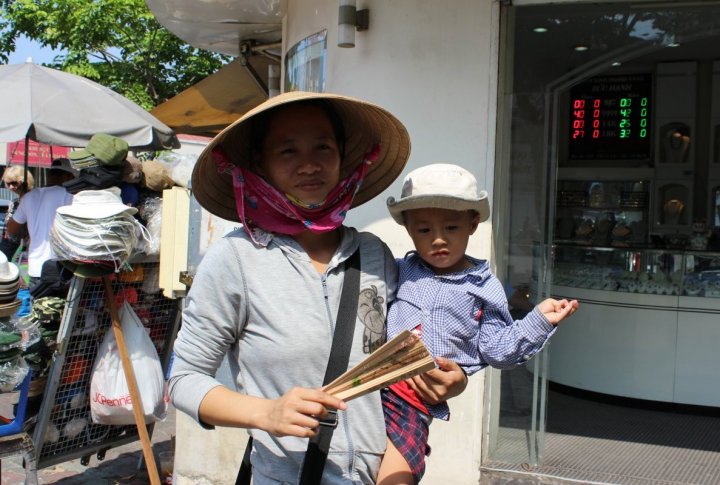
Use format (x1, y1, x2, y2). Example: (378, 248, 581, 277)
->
(469, 211, 481, 235)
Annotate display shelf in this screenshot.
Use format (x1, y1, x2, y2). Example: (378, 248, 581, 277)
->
(30, 262, 181, 469)
(555, 180, 650, 246)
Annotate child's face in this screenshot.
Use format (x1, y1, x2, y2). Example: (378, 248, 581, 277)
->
(404, 208, 480, 274)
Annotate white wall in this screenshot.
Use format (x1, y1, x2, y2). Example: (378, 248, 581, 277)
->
(288, 0, 498, 236)
(287, 1, 498, 483)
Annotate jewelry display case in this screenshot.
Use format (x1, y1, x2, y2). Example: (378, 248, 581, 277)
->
(555, 180, 649, 247)
(543, 244, 720, 407)
(551, 244, 720, 297)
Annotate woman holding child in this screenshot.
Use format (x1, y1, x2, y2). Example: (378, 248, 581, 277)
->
(169, 92, 468, 484)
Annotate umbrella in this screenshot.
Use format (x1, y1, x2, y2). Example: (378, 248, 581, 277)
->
(0, 61, 180, 151)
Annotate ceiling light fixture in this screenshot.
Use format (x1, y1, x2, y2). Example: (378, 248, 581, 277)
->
(612, 61, 622, 67)
(574, 45, 589, 52)
(532, 27, 548, 33)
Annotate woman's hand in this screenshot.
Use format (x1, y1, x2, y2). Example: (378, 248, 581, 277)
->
(259, 387, 347, 438)
(406, 357, 468, 405)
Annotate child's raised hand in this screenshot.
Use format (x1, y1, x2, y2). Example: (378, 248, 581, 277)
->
(537, 298, 579, 326)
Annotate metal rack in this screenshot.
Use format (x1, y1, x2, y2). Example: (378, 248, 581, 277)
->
(30, 261, 181, 470)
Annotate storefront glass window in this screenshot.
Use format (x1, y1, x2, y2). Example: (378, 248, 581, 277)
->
(489, 3, 720, 482)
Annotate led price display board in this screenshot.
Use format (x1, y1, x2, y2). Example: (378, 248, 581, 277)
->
(568, 74, 652, 161)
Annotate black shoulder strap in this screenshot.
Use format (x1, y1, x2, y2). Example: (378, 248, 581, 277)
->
(236, 249, 361, 485)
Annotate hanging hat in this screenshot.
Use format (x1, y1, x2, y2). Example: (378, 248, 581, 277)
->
(56, 187, 137, 219)
(49, 158, 79, 176)
(386, 163, 491, 225)
(68, 133, 129, 169)
(142, 160, 174, 192)
(119, 264, 145, 283)
(192, 91, 411, 223)
(0, 251, 19, 284)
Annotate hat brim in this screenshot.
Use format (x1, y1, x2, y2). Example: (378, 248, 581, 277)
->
(191, 91, 411, 223)
(68, 149, 100, 169)
(56, 205, 137, 219)
(68, 148, 92, 161)
(59, 261, 116, 278)
(386, 193, 491, 225)
(0, 300, 20, 318)
(49, 166, 79, 176)
(0, 264, 20, 284)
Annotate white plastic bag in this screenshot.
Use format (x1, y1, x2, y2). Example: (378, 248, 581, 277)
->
(90, 302, 167, 425)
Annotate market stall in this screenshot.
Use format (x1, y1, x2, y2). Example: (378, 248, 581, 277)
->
(31, 263, 180, 469)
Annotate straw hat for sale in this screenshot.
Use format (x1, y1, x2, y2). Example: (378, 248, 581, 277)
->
(387, 163, 491, 225)
(191, 91, 411, 223)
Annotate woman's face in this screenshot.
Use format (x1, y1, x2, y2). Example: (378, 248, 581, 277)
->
(258, 104, 341, 205)
(3, 178, 22, 195)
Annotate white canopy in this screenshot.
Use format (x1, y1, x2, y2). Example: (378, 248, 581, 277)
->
(0, 61, 180, 150)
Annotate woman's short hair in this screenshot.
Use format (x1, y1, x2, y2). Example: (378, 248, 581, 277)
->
(2, 166, 35, 191)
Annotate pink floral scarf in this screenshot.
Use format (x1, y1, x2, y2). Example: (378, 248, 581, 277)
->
(213, 145, 380, 246)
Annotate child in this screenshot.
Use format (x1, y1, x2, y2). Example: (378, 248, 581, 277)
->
(378, 163, 578, 484)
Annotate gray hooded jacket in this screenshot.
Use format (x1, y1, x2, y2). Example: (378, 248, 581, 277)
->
(170, 226, 397, 484)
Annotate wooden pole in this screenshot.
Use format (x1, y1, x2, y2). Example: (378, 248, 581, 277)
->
(102, 275, 161, 485)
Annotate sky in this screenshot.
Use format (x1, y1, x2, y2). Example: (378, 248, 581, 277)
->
(6, 35, 64, 65)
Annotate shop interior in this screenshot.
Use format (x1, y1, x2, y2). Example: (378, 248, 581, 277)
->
(487, 3, 720, 484)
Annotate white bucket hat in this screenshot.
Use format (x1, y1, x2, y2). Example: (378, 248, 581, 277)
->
(0, 251, 19, 284)
(386, 163, 491, 225)
(56, 187, 137, 219)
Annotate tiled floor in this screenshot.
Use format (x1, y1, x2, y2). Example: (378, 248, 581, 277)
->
(485, 367, 720, 485)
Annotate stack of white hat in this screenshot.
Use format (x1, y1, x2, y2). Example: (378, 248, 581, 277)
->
(50, 187, 145, 271)
(0, 252, 21, 317)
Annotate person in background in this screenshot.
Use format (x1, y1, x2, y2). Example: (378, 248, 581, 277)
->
(378, 163, 579, 484)
(46, 158, 77, 187)
(170, 92, 468, 484)
(2, 165, 34, 200)
(0, 166, 35, 260)
(5, 159, 75, 287)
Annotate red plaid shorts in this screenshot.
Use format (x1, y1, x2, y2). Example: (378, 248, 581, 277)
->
(381, 388, 431, 484)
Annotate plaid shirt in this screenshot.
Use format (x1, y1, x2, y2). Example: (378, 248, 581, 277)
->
(386, 252, 555, 419)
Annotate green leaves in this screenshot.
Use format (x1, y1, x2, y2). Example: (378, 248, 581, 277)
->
(0, 0, 229, 108)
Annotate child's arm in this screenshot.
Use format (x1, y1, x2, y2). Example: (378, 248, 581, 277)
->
(536, 298, 579, 326)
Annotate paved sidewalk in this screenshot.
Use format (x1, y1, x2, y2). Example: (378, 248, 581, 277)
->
(1, 406, 176, 485)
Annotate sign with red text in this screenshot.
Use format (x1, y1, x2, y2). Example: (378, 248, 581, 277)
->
(6, 140, 70, 167)
(568, 74, 652, 161)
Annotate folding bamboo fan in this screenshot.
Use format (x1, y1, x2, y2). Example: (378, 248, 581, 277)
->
(324, 330, 436, 401)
